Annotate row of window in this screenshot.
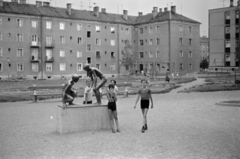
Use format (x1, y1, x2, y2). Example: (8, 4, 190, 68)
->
(0, 17, 131, 34)
(179, 63, 193, 70)
(0, 32, 117, 46)
(0, 47, 117, 59)
(225, 11, 239, 25)
(0, 47, 194, 59)
(139, 38, 160, 46)
(138, 25, 192, 34)
(139, 38, 193, 46)
(0, 61, 193, 72)
(0, 63, 116, 72)
(138, 51, 193, 58)
(0, 17, 194, 36)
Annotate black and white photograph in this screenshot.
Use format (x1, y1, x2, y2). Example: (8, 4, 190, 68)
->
(0, 0, 240, 158)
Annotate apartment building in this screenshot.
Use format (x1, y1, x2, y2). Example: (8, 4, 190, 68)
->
(0, 0, 201, 79)
(200, 36, 209, 61)
(209, 0, 240, 68)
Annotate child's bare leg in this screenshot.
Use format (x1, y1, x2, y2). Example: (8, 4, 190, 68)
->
(143, 109, 148, 126)
(108, 109, 115, 133)
(113, 111, 120, 132)
(141, 109, 145, 126)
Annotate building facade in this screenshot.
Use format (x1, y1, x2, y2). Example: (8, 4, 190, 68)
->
(209, 0, 240, 68)
(200, 36, 209, 61)
(0, 0, 201, 79)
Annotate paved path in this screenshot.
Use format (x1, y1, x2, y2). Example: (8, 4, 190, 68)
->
(169, 78, 206, 94)
(0, 81, 240, 159)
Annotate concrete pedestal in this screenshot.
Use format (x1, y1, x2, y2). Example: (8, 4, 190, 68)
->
(56, 104, 111, 134)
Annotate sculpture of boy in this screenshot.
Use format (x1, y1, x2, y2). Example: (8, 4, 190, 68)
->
(62, 74, 80, 108)
(83, 64, 107, 104)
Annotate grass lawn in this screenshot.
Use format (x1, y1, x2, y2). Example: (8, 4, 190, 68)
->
(179, 74, 240, 93)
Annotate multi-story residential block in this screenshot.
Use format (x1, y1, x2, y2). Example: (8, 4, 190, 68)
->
(209, 0, 240, 68)
(0, 0, 201, 79)
(200, 36, 209, 61)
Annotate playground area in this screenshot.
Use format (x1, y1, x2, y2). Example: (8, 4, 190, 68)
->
(0, 75, 194, 103)
(0, 81, 240, 158)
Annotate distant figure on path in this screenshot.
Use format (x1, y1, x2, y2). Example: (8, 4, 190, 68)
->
(83, 64, 107, 104)
(134, 79, 154, 133)
(62, 74, 80, 108)
(106, 84, 120, 133)
(165, 69, 170, 83)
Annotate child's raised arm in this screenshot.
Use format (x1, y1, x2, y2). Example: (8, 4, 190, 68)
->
(113, 92, 117, 102)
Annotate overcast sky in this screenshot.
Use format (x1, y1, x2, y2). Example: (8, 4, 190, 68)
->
(6, 0, 234, 36)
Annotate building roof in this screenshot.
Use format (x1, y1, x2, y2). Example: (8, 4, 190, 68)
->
(135, 11, 200, 25)
(0, 2, 200, 25)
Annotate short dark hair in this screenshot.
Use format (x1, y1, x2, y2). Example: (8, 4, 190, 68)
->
(108, 84, 114, 89)
(86, 79, 91, 84)
(110, 79, 116, 85)
(141, 79, 148, 83)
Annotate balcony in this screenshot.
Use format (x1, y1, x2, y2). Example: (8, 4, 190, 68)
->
(30, 41, 41, 48)
(45, 42, 55, 48)
(45, 56, 54, 62)
(31, 56, 40, 62)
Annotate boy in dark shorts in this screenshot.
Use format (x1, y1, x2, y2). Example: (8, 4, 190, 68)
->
(83, 64, 107, 104)
(134, 79, 153, 133)
(106, 84, 120, 133)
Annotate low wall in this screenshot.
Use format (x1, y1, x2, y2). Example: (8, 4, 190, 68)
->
(56, 104, 111, 134)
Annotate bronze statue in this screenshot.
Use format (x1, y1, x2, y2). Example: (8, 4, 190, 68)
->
(62, 74, 80, 108)
(83, 64, 107, 104)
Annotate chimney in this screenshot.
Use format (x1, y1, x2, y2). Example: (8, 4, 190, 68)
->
(43, 2, 50, 7)
(123, 10, 128, 20)
(138, 12, 143, 16)
(159, 8, 162, 13)
(67, 3, 72, 15)
(11, 0, 18, 3)
(0, 0, 3, 7)
(20, 0, 26, 4)
(36, 1, 42, 7)
(152, 6, 158, 18)
(101, 8, 106, 13)
(171, 6, 176, 13)
(164, 7, 168, 12)
(230, 0, 234, 7)
(94, 6, 99, 17)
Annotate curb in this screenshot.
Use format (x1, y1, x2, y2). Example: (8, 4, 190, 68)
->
(215, 100, 240, 107)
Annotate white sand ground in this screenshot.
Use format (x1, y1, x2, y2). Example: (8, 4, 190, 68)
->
(0, 79, 240, 159)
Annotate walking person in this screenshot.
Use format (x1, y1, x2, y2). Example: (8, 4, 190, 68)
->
(134, 79, 153, 133)
(165, 69, 170, 83)
(106, 84, 120, 133)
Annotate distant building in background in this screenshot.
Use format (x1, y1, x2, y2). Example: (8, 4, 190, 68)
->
(200, 36, 209, 61)
(0, 0, 201, 79)
(209, 0, 240, 68)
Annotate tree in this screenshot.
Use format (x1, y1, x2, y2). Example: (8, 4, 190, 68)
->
(120, 40, 138, 76)
(200, 58, 209, 70)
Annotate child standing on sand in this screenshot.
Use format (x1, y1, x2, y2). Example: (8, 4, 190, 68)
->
(106, 84, 120, 133)
(134, 79, 153, 133)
